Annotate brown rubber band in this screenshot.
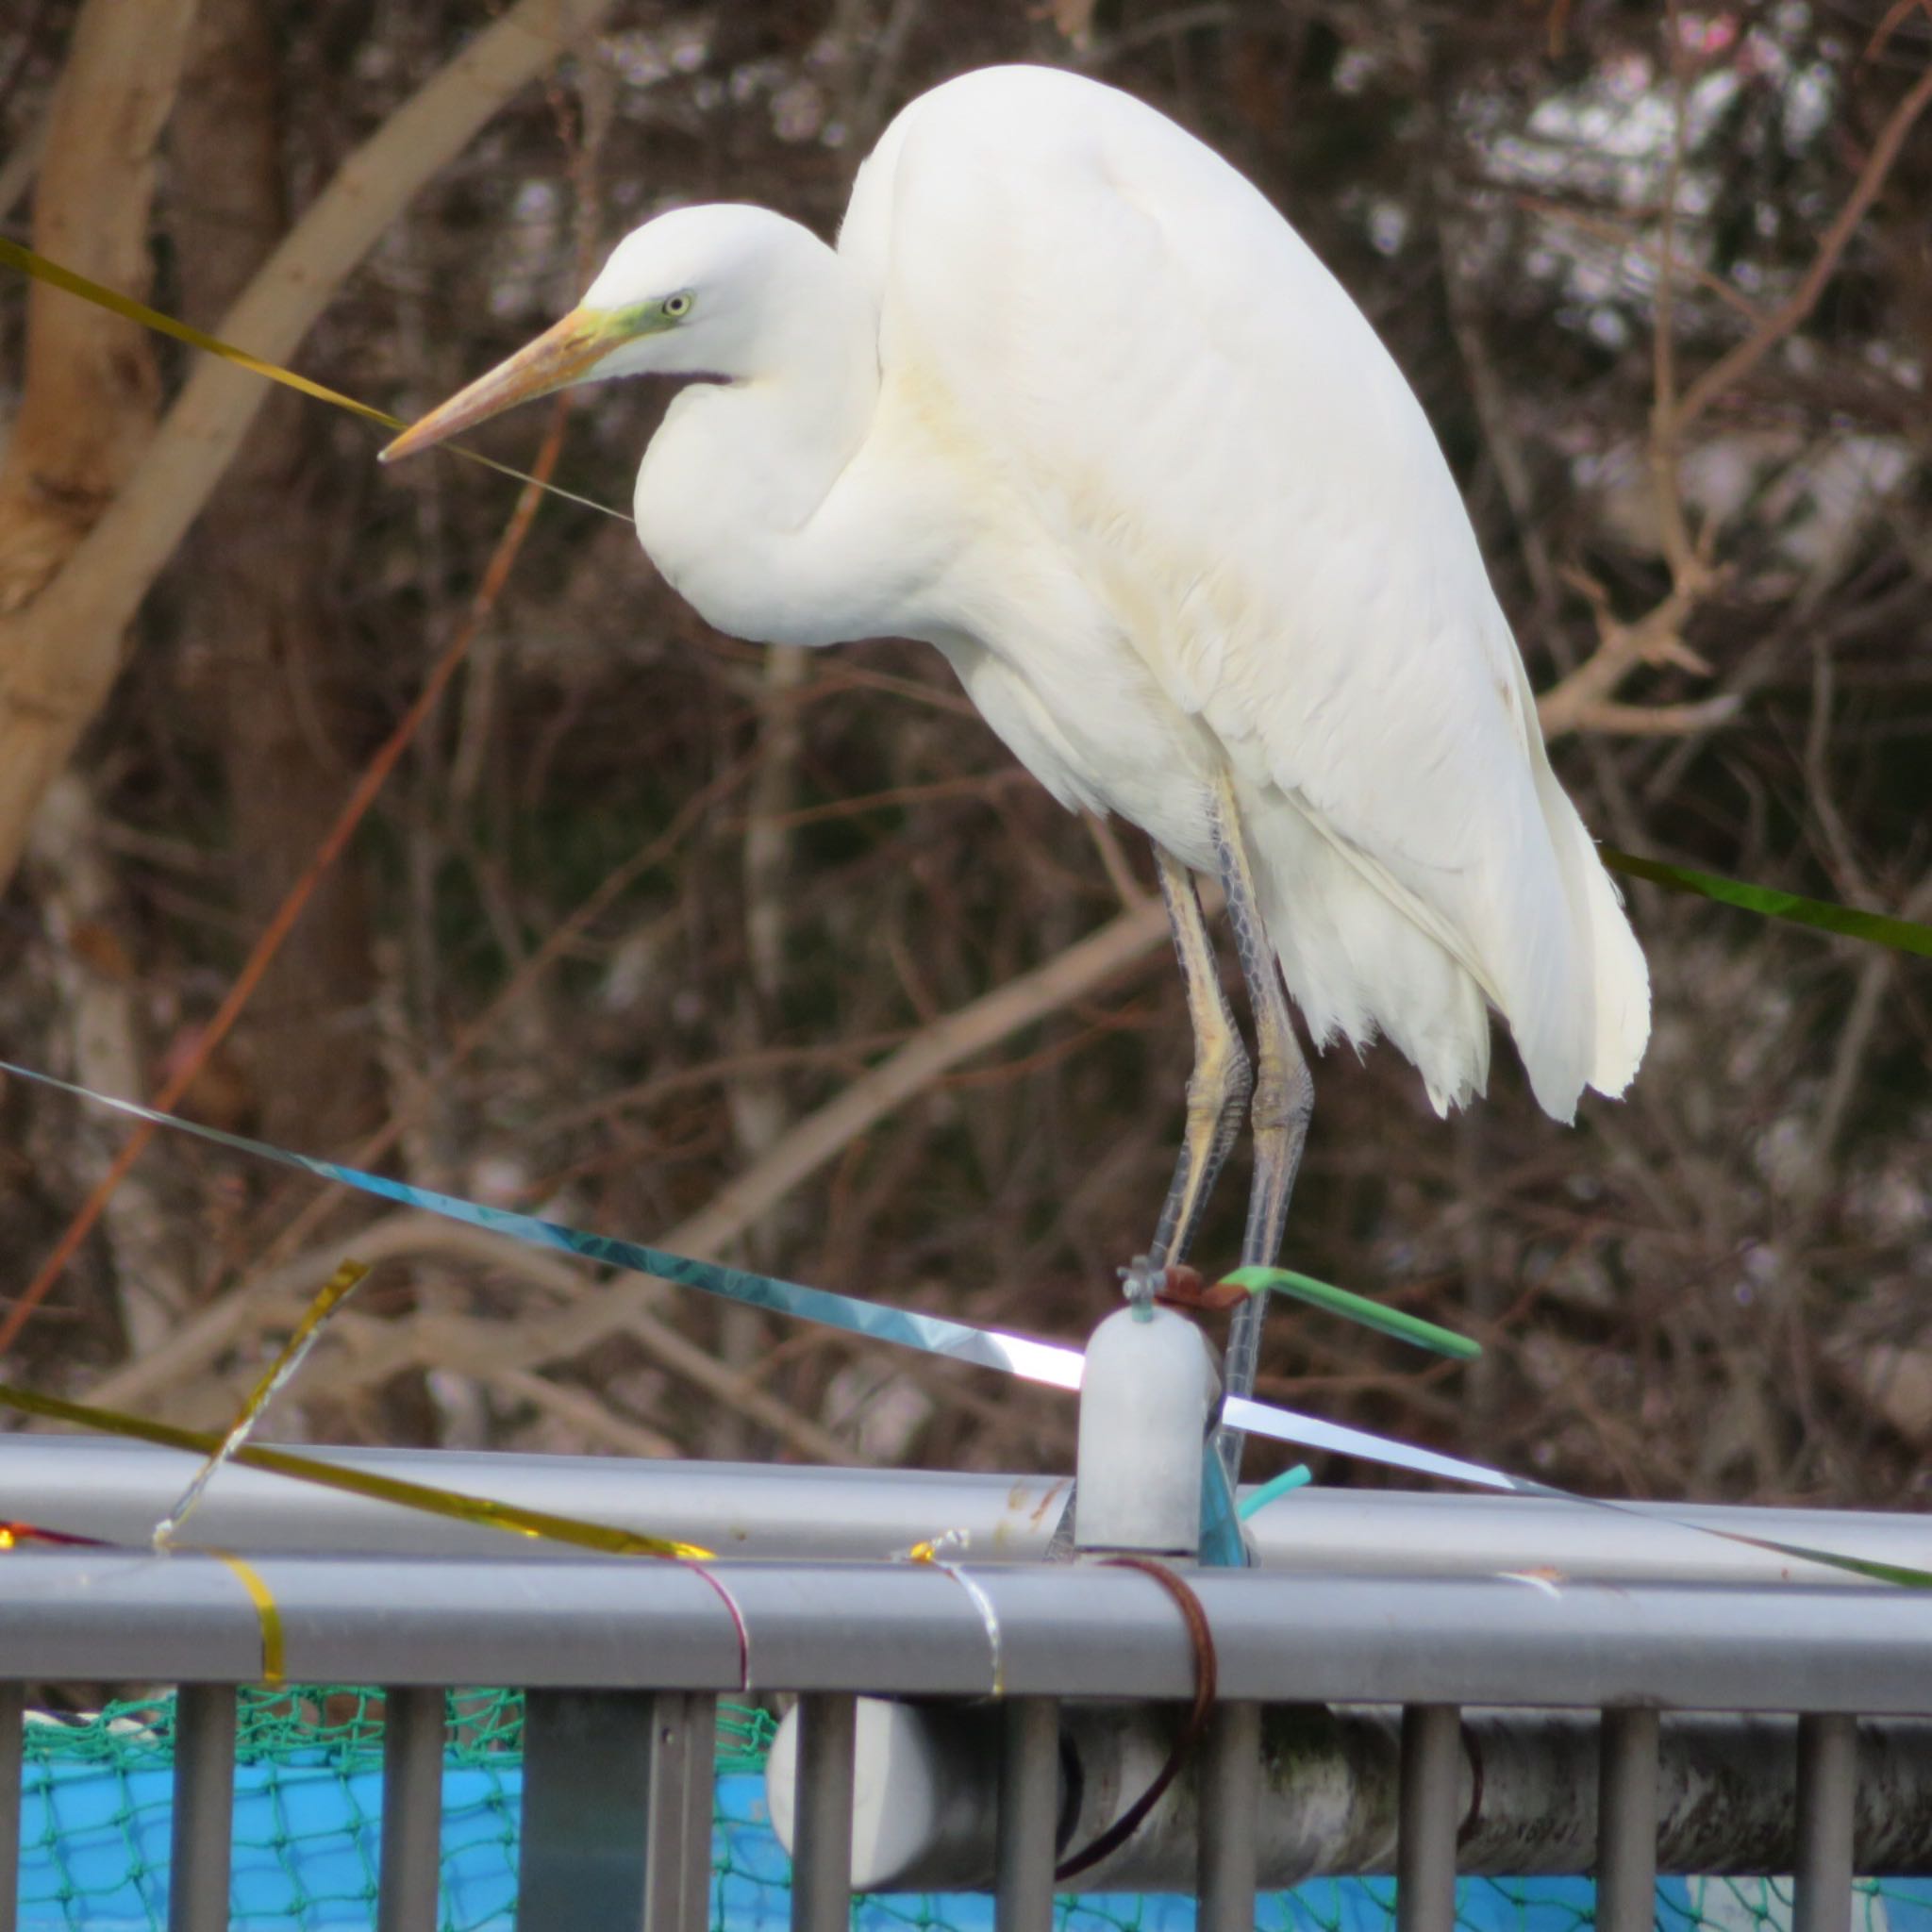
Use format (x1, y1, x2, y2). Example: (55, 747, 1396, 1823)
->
(1053, 1556, 1218, 1882)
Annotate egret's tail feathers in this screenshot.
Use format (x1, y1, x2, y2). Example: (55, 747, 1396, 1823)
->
(1465, 657, 1651, 1121)
(1243, 788, 1494, 1119)
(1420, 762, 1649, 1124)
(1536, 762, 1651, 1103)
(1244, 769, 1649, 1126)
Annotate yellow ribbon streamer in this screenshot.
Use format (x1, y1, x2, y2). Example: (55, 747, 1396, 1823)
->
(208, 1549, 288, 1685)
(154, 1259, 371, 1548)
(0, 235, 628, 523)
(13, 242, 1932, 966)
(0, 1380, 710, 1560)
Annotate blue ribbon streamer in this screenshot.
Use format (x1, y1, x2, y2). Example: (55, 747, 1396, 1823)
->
(0, 1058, 1523, 1492)
(11, 1058, 1932, 1590)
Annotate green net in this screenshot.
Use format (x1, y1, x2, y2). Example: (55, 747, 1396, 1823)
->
(19, 1689, 1932, 1930)
(23, 1686, 773, 1930)
(25, 1685, 775, 1773)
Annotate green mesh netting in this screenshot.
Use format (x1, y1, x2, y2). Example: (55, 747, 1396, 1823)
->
(23, 1686, 773, 1930)
(19, 1688, 1931, 1931)
(25, 1685, 775, 1773)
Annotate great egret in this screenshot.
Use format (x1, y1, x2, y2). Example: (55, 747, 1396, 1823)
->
(385, 64, 1650, 1434)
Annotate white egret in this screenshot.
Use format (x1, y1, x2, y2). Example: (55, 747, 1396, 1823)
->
(384, 64, 1649, 1433)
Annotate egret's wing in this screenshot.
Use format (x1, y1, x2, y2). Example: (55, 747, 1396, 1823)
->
(846, 67, 1646, 1116)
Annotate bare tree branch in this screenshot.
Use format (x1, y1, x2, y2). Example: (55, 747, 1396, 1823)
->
(1534, 33, 1932, 744)
(1675, 52, 1932, 432)
(1647, 0, 1700, 588)
(0, 101, 49, 225)
(80, 896, 1174, 1432)
(0, 0, 618, 888)
(1804, 870, 1932, 1196)
(1536, 570, 1719, 738)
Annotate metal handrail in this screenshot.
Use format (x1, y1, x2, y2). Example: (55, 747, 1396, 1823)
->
(11, 1434, 1932, 1583)
(2, 1545, 1928, 1708)
(6, 1443, 1929, 1930)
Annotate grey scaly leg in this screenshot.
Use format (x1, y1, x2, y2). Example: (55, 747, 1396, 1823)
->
(1147, 846, 1252, 1271)
(1208, 767, 1314, 1485)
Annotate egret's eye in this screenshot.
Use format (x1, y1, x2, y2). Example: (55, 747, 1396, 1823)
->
(663, 291, 693, 319)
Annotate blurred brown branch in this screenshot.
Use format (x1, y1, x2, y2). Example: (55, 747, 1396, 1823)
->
(1675, 51, 1932, 433)
(0, 0, 618, 891)
(1531, 27, 1932, 744)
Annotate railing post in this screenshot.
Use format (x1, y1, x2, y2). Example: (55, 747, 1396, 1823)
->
(377, 1686, 445, 1932)
(0, 1680, 21, 1932)
(520, 1689, 652, 1931)
(1396, 1703, 1459, 1932)
(167, 1684, 236, 1932)
(520, 1688, 715, 1932)
(995, 1698, 1059, 1932)
(641, 1691, 717, 1932)
(1794, 1712, 1857, 1932)
(790, 1693, 857, 1932)
(1196, 1701, 1260, 1932)
(1595, 1707, 1658, 1932)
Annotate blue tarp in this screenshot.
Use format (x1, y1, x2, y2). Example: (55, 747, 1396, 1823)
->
(22, 1759, 1932, 1931)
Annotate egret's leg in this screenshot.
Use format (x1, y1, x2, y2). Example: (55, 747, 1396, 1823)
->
(1209, 771, 1314, 1483)
(1146, 846, 1252, 1271)
(1044, 848, 1250, 1567)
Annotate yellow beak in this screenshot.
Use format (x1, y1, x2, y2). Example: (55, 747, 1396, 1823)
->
(380, 308, 614, 463)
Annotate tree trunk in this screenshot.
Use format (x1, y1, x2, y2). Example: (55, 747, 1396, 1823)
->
(168, 0, 382, 1152)
(0, 0, 197, 615)
(0, 0, 617, 891)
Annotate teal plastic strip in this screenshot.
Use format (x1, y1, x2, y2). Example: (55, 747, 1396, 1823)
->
(1197, 1449, 1250, 1567)
(1238, 1465, 1314, 1520)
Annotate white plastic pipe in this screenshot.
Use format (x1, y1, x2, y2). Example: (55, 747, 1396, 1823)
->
(766, 1697, 1001, 1890)
(765, 1700, 1932, 1892)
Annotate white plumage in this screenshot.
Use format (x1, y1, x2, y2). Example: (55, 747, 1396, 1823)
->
(388, 62, 1649, 1128)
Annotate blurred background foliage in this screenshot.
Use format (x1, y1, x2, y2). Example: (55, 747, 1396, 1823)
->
(0, 0, 1927, 1506)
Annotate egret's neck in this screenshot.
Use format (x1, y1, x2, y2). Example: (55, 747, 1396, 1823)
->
(635, 246, 888, 646)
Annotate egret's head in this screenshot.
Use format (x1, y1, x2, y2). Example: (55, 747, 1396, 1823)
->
(380, 204, 818, 463)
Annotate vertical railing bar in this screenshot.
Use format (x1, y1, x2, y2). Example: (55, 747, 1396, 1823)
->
(376, 1686, 445, 1932)
(1196, 1701, 1261, 1932)
(994, 1698, 1059, 1932)
(0, 1681, 22, 1932)
(1395, 1703, 1459, 1932)
(1793, 1712, 1857, 1932)
(678, 1693, 720, 1932)
(790, 1693, 857, 1932)
(167, 1683, 237, 1932)
(517, 1689, 656, 1931)
(1595, 1707, 1659, 1932)
(642, 1690, 718, 1932)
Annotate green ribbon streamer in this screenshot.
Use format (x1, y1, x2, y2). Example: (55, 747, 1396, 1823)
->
(1601, 846, 1932, 958)
(1221, 1267, 1483, 1359)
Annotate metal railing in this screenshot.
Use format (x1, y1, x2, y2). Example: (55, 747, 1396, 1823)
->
(20, 1432, 1932, 1577)
(4, 1437, 1932, 1931)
